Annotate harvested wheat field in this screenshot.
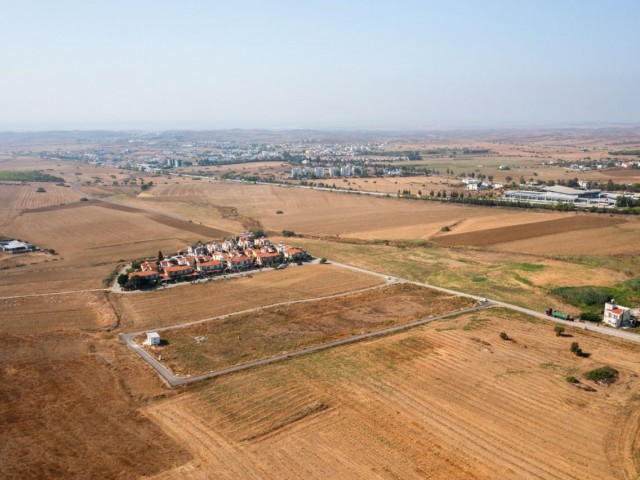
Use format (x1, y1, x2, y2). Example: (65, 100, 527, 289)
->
(150, 283, 473, 375)
(113, 264, 385, 330)
(0, 201, 228, 295)
(0, 332, 189, 480)
(127, 180, 572, 240)
(144, 308, 640, 479)
(0, 291, 118, 334)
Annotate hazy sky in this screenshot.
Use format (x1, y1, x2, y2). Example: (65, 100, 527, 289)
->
(1, 0, 638, 130)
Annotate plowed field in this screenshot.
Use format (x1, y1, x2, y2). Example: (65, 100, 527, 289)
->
(144, 308, 640, 479)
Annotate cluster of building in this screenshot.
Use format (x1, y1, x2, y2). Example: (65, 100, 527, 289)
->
(128, 232, 308, 284)
(501, 185, 639, 207)
(460, 177, 504, 191)
(291, 164, 362, 179)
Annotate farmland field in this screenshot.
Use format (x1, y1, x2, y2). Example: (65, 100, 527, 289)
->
(148, 283, 474, 374)
(113, 264, 386, 330)
(144, 308, 640, 479)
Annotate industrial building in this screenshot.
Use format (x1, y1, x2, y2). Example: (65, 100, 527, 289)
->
(502, 185, 608, 206)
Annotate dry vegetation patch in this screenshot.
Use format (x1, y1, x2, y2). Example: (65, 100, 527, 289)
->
(0, 291, 117, 334)
(0, 333, 189, 479)
(151, 283, 473, 375)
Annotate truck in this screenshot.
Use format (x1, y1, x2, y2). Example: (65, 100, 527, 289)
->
(545, 308, 573, 321)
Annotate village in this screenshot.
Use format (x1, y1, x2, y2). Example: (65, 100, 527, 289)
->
(121, 232, 310, 290)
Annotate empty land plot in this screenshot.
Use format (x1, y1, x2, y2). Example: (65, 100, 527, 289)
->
(114, 264, 386, 331)
(0, 291, 118, 334)
(0, 332, 189, 479)
(148, 283, 473, 375)
(145, 308, 640, 480)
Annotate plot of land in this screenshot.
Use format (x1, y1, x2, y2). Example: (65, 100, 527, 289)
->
(0, 332, 189, 480)
(113, 264, 386, 331)
(0, 291, 118, 334)
(148, 283, 473, 375)
(144, 308, 640, 479)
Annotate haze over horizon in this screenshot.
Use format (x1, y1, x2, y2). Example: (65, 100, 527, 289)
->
(1, 1, 639, 131)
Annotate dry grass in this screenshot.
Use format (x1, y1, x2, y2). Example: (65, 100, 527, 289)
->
(151, 283, 473, 375)
(0, 332, 189, 479)
(113, 264, 386, 331)
(144, 308, 640, 479)
(0, 291, 118, 334)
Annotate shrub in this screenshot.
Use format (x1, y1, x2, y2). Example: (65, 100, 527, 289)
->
(319, 258, 328, 264)
(551, 286, 610, 307)
(282, 230, 295, 237)
(566, 376, 579, 384)
(554, 325, 565, 336)
(441, 226, 451, 232)
(570, 342, 580, 354)
(584, 366, 617, 383)
(252, 229, 265, 237)
(275, 210, 284, 214)
(580, 311, 601, 322)
(499, 332, 509, 341)
(35, 187, 46, 193)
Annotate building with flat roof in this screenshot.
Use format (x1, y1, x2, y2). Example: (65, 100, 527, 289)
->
(502, 185, 608, 206)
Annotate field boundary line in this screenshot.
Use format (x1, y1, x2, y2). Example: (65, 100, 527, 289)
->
(0, 288, 108, 300)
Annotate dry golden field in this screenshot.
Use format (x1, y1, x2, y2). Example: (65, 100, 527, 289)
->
(113, 265, 385, 331)
(151, 283, 473, 375)
(0, 291, 117, 334)
(144, 308, 640, 479)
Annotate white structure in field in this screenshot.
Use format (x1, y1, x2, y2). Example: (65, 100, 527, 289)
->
(603, 300, 632, 328)
(146, 332, 161, 346)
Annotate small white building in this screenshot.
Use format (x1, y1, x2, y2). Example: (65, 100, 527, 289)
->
(146, 332, 161, 346)
(603, 300, 632, 328)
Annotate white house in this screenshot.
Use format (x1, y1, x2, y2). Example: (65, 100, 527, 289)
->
(603, 300, 632, 328)
(146, 332, 161, 346)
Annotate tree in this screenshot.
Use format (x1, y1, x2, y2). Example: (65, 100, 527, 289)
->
(117, 273, 128, 287)
(319, 258, 328, 264)
(499, 332, 509, 341)
(252, 229, 265, 237)
(158, 250, 164, 262)
(554, 325, 565, 337)
(282, 230, 295, 237)
(36, 187, 46, 193)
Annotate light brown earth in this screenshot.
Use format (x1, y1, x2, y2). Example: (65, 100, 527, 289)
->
(152, 283, 473, 375)
(113, 264, 385, 331)
(143, 308, 640, 479)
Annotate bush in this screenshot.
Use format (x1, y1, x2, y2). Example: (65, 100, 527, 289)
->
(275, 210, 284, 214)
(554, 325, 565, 336)
(584, 366, 617, 383)
(566, 376, 579, 384)
(551, 286, 610, 307)
(282, 230, 295, 237)
(580, 311, 601, 322)
(319, 258, 328, 264)
(35, 187, 46, 193)
(570, 342, 580, 354)
(499, 332, 509, 341)
(252, 229, 265, 237)
(441, 225, 451, 232)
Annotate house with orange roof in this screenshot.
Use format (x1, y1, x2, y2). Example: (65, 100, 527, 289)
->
(255, 251, 282, 266)
(164, 265, 194, 277)
(283, 248, 307, 261)
(128, 270, 160, 281)
(197, 260, 225, 273)
(603, 300, 632, 328)
(226, 255, 254, 270)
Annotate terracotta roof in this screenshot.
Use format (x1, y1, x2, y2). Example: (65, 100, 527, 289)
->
(198, 260, 223, 267)
(164, 265, 193, 273)
(129, 270, 158, 278)
(611, 308, 624, 315)
(229, 255, 252, 263)
(258, 252, 280, 258)
(285, 248, 304, 254)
